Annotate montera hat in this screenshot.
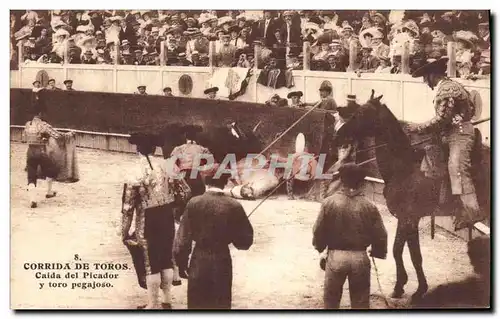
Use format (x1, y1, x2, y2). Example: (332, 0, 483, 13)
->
(204, 87, 219, 94)
(347, 94, 357, 101)
(63, 79, 73, 84)
(411, 56, 449, 78)
(287, 91, 303, 99)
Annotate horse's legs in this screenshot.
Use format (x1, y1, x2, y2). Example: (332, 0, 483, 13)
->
(407, 218, 428, 299)
(391, 219, 408, 298)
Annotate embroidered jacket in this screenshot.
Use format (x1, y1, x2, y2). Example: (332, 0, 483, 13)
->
(23, 116, 62, 145)
(416, 78, 475, 134)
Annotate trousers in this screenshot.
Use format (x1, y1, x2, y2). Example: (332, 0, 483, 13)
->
(442, 122, 476, 196)
(324, 250, 370, 309)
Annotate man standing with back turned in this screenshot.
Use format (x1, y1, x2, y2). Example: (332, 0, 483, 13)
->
(313, 163, 388, 309)
(173, 173, 253, 309)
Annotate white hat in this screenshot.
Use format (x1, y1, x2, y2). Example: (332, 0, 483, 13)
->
(151, 27, 159, 32)
(218, 16, 233, 26)
(54, 29, 70, 37)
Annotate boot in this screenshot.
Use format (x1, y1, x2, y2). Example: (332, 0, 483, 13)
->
(27, 184, 37, 208)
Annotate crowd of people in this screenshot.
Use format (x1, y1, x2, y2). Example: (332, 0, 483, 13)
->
(11, 10, 491, 77)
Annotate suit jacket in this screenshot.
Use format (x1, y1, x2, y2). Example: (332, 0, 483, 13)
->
(119, 25, 137, 46)
(257, 67, 287, 89)
(279, 22, 302, 47)
(256, 18, 279, 47)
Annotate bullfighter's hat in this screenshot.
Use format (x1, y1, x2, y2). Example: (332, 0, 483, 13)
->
(346, 94, 356, 102)
(287, 91, 303, 99)
(204, 87, 219, 94)
(411, 56, 448, 78)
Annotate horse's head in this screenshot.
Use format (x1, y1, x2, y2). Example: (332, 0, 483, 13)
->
(336, 89, 385, 145)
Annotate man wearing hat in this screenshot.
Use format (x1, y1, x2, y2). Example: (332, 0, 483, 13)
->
(341, 25, 356, 51)
(257, 10, 278, 47)
(122, 132, 192, 309)
(304, 82, 338, 112)
(357, 46, 380, 74)
(46, 79, 61, 91)
(80, 49, 95, 64)
(477, 22, 490, 51)
(163, 87, 174, 97)
(119, 18, 137, 47)
(408, 57, 484, 230)
(216, 33, 236, 67)
(63, 79, 75, 91)
(176, 52, 192, 66)
(133, 49, 147, 65)
(186, 29, 209, 62)
(313, 163, 387, 309)
(370, 30, 389, 60)
(326, 53, 346, 72)
(135, 85, 147, 95)
(204, 87, 219, 99)
(23, 102, 75, 208)
(287, 91, 305, 108)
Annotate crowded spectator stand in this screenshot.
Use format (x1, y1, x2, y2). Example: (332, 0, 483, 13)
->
(10, 10, 490, 79)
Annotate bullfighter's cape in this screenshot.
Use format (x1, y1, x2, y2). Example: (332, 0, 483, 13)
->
(29, 133, 80, 183)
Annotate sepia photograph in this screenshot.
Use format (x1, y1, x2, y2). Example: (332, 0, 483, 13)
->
(9, 7, 491, 310)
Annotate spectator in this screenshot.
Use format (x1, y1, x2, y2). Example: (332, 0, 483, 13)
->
(46, 78, 61, 90)
(163, 87, 173, 97)
(390, 55, 402, 74)
(63, 79, 74, 91)
(287, 91, 305, 108)
(204, 86, 218, 99)
(477, 22, 490, 51)
(216, 34, 236, 67)
(375, 56, 392, 73)
(256, 10, 279, 48)
(357, 46, 379, 73)
(370, 29, 389, 60)
(265, 94, 288, 107)
(82, 50, 97, 64)
(176, 52, 192, 66)
(326, 53, 346, 72)
(135, 85, 147, 95)
(286, 52, 302, 70)
(454, 31, 475, 78)
(133, 49, 146, 65)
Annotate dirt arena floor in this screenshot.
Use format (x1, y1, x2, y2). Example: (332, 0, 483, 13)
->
(10, 143, 473, 310)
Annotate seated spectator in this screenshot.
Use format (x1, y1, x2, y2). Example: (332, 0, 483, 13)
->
(329, 40, 348, 67)
(326, 53, 346, 72)
(176, 52, 192, 66)
(265, 94, 288, 107)
(82, 50, 97, 64)
(357, 46, 379, 73)
(287, 91, 305, 108)
(390, 55, 402, 74)
(133, 49, 146, 65)
(454, 31, 476, 78)
(370, 30, 389, 60)
(236, 51, 251, 68)
(286, 52, 302, 70)
(96, 49, 112, 64)
(121, 51, 133, 65)
(216, 33, 236, 67)
(427, 36, 446, 59)
(477, 22, 490, 51)
(375, 56, 392, 73)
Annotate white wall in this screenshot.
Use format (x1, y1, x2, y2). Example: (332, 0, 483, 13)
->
(11, 65, 490, 145)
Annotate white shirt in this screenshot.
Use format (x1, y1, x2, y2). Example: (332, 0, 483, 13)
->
(264, 19, 271, 36)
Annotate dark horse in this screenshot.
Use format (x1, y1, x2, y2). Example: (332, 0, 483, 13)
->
(335, 90, 490, 300)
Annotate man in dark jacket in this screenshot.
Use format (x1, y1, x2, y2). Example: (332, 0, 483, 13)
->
(313, 163, 388, 309)
(174, 174, 254, 309)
